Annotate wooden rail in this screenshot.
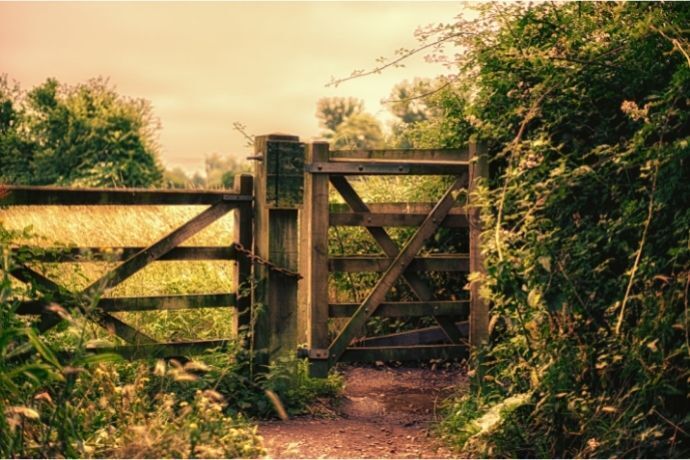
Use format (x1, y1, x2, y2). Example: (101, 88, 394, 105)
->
(2, 178, 254, 359)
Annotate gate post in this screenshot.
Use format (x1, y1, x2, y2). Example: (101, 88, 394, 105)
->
(252, 134, 304, 368)
(469, 140, 489, 348)
(233, 174, 253, 339)
(301, 141, 331, 378)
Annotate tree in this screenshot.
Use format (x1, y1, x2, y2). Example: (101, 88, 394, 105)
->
(331, 113, 385, 150)
(0, 76, 163, 187)
(315, 97, 364, 135)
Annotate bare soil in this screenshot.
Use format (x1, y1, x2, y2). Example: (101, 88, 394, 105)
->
(259, 365, 466, 459)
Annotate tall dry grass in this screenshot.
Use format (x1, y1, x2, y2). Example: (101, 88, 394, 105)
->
(1, 205, 237, 344)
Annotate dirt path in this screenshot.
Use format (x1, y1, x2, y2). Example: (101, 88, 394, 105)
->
(259, 366, 466, 459)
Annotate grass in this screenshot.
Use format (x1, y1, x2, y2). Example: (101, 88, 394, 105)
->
(1, 205, 237, 345)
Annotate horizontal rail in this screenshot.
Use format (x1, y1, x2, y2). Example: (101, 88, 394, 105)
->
(330, 211, 468, 228)
(308, 160, 469, 176)
(328, 300, 469, 318)
(329, 202, 466, 215)
(0, 186, 252, 206)
(355, 321, 469, 347)
(329, 148, 470, 162)
(16, 293, 237, 314)
(328, 254, 469, 272)
(22, 246, 237, 262)
(339, 344, 468, 362)
(87, 339, 232, 359)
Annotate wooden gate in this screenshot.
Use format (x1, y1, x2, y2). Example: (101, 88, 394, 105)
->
(291, 138, 489, 377)
(2, 176, 253, 359)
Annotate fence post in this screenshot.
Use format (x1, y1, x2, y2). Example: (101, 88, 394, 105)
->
(252, 134, 304, 369)
(469, 141, 489, 348)
(301, 141, 331, 378)
(233, 174, 253, 340)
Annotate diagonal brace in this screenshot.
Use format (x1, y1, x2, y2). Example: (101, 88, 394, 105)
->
(327, 176, 467, 364)
(330, 175, 467, 343)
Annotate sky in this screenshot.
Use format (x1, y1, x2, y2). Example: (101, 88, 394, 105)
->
(0, 1, 467, 175)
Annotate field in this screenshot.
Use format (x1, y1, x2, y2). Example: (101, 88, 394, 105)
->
(1, 204, 237, 345)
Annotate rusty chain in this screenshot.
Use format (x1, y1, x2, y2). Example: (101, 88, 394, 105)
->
(232, 242, 302, 279)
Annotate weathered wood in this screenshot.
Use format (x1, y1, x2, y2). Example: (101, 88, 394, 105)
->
(99, 293, 237, 312)
(469, 141, 490, 348)
(330, 148, 469, 162)
(329, 300, 469, 318)
(354, 322, 469, 347)
(253, 135, 303, 366)
(303, 142, 331, 378)
(329, 211, 468, 228)
(308, 160, 469, 176)
(87, 339, 232, 360)
(340, 344, 468, 362)
(329, 202, 466, 216)
(16, 293, 237, 314)
(0, 185, 251, 206)
(233, 175, 254, 337)
(25, 246, 237, 263)
(329, 176, 466, 345)
(328, 255, 469, 272)
(327, 176, 468, 366)
(83, 201, 234, 295)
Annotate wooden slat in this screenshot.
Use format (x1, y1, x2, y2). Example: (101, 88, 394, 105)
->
(304, 142, 332, 378)
(329, 300, 469, 318)
(327, 176, 467, 365)
(340, 344, 468, 362)
(329, 255, 469, 272)
(329, 176, 467, 345)
(355, 322, 469, 347)
(330, 148, 469, 162)
(87, 339, 231, 360)
(233, 175, 253, 336)
(330, 211, 468, 228)
(83, 201, 234, 295)
(329, 202, 466, 216)
(0, 185, 251, 206)
(309, 160, 468, 176)
(25, 246, 237, 263)
(16, 293, 237, 314)
(98, 293, 237, 312)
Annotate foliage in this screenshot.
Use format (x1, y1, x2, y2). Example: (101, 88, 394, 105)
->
(331, 112, 385, 150)
(316, 97, 365, 134)
(397, 2, 690, 457)
(0, 76, 163, 187)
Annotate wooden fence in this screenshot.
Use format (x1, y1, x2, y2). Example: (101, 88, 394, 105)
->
(1, 134, 489, 376)
(2, 176, 253, 359)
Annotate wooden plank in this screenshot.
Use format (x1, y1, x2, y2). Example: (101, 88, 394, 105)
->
(340, 344, 468, 362)
(233, 174, 253, 337)
(87, 339, 231, 360)
(83, 201, 234, 295)
(329, 300, 469, 318)
(330, 148, 469, 162)
(329, 211, 468, 228)
(329, 176, 466, 345)
(328, 255, 469, 272)
(253, 135, 303, 366)
(304, 142, 331, 378)
(355, 322, 469, 347)
(25, 246, 237, 263)
(0, 185, 251, 206)
(327, 176, 468, 365)
(16, 293, 237, 314)
(98, 293, 237, 312)
(469, 142, 490, 348)
(308, 160, 468, 176)
(329, 202, 466, 216)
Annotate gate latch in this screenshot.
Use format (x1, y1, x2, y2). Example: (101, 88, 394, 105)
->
(297, 348, 329, 360)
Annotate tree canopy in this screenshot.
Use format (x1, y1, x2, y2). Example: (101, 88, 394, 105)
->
(0, 76, 163, 187)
